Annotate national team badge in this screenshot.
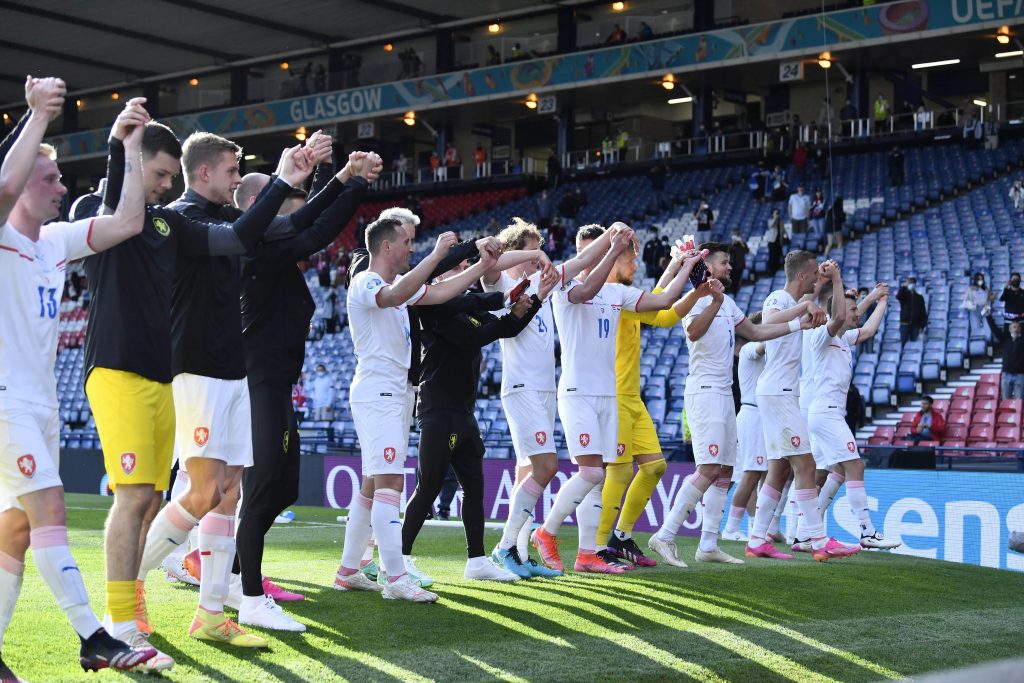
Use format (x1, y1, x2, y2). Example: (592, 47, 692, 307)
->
(16, 454, 35, 478)
(616, 443, 626, 456)
(152, 217, 171, 237)
(120, 452, 136, 475)
(449, 434, 458, 450)
(383, 447, 396, 462)
(535, 431, 547, 446)
(708, 443, 719, 457)
(579, 433, 590, 448)
(756, 456, 765, 465)
(790, 436, 801, 449)
(194, 427, 209, 447)
(847, 441, 856, 452)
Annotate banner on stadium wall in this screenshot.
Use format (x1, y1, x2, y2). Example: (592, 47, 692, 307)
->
(49, 1, 1024, 161)
(322, 455, 701, 535)
(776, 469, 1024, 572)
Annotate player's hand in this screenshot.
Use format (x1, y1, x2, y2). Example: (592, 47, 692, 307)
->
(510, 293, 532, 318)
(609, 228, 631, 254)
(538, 264, 560, 299)
(364, 152, 384, 182)
(706, 277, 725, 303)
(432, 231, 457, 259)
(278, 145, 314, 186)
(475, 236, 502, 260)
(683, 248, 709, 270)
(477, 243, 498, 270)
(123, 116, 146, 153)
(110, 98, 150, 142)
(27, 76, 66, 120)
(800, 314, 818, 330)
(305, 130, 333, 166)
(872, 282, 889, 300)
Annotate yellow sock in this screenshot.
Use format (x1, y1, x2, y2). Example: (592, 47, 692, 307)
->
(617, 458, 667, 534)
(597, 463, 634, 545)
(106, 580, 136, 624)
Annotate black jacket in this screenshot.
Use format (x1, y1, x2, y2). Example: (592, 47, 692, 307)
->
(896, 287, 928, 327)
(417, 294, 541, 415)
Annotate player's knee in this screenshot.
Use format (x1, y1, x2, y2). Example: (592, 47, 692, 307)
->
(644, 458, 667, 479)
(2, 511, 31, 555)
(185, 482, 221, 515)
(607, 462, 633, 485)
(579, 465, 605, 485)
(531, 458, 558, 484)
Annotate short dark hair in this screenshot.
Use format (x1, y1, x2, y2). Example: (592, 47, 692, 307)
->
(784, 250, 817, 281)
(825, 290, 856, 311)
(576, 224, 605, 243)
(142, 122, 182, 160)
(181, 132, 242, 183)
(366, 217, 402, 254)
(699, 242, 730, 258)
(921, 395, 933, 404)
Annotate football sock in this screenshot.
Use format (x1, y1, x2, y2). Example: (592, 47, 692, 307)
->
(618, 458, 666, 534)
(597, 463, 632, 543)
(697, 479, 730, 552)
(197, 513, 235, 609)
(31, 526, 101, 639)
(794, 488, 827, 549)
(846, 480, 876, 536)
(499, 477, 543, 551)
(0, 551, 24, 648)
(749, 484, 781, 544)
(818, 472, 845, 518)
(724, 505, 746, 534)
(768, 480, 792, 537)
(338, 493, 373, 574)
(137, 500, 199, 580)
(577, 484, 604, 553)
(656, 473, 711, 542)
(371, 489, 405, 581)
(541, 467, 603, 536)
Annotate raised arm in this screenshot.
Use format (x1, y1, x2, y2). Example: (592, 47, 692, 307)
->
(560, 224, 619, 283)
(856, 284, 889, 342)
(376, 232, 455, 308)
(736, 307, 820, 342)
(273, 177, 369, 261)
(85, 119, 147, 251)
(417, 248, 498, 306)
(0, 76, 65, 223)
(484, 248, 553, 286)
(429, 295, 541, 351)
(823, 261, 847, 337)
(567, 231, 625, 304)
(636, 248, 706, 312)
(684, 280, 724, 342)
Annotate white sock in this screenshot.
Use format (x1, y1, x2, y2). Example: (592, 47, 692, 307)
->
(371, 489, 405, 580)
(541, 469, 602, 536)
(768, 480, 792, 536)
(164, 472, 194, 565)
(198, 513, 236, 610)
(499, 477, 543, 551)
(846, 481, 875, 536)
(340, 494, 373, 572)
(516, 515, 532, 560)
(794, 489, 826, 548)
(577, 484, 604, 554)
(656, 474, 710, 541)
(749, 485, 781, 544)
(138, 500, 199, 580)
(30, 526, 102, 639)
(362, 536, 376, 563)
(0, 552, 24, 649)
(697, 479, 729, 553)
(240, 594, 265, 613)
(723, 505, 745, 534)
(818, 472, 844, 517)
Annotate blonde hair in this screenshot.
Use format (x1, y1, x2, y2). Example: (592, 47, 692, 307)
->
(38, 143, 57, 160)
(378, 207, 421, 226)
(180, 132, 241, 183)
(497, 217, 542, 252)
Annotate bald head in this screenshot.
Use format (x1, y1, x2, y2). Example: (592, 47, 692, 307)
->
(234, 173, 271, 211)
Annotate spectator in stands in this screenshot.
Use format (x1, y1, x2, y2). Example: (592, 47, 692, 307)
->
(770, 164, 788, 201)
(406, 194, 423, 220)
(430, 150, 442, 181)
(809, 189, 827, 252)
(873, 93, 890, 130)
(606, 24, 627, 45)
(548, 217, 566, 254)
(639, 21, 654, 41)
(858, 286, 878, 354)
(752, 161, 769, 202)
(787, 185, 810, 233)
(915, 104, 931, 131)
(310, 363, 336, 422)
(649, 161, 668, 209)
(642, 228, 666, 279)
(317, 255, 331, 287)
(314, 65, 326, 92)
(792, 143, 807, 184)
(811, 142, 830, 179)
(910, 396, 945, 444)
(764, 208, 789, 274)
(840, 99, 857, 137)
(393, 153, 409, 185)
(1010, 180, 1024, 213)
(601, 134, 615, 164)
(558, 186, 585, 235)
(694, 197, 714, 240)
(510, 43, 524, 60)
(888, 145, 905, 186)
(444, 142, 461, 178)
(324, 291, 341, 334)
(535, 189, 554, 231)
(823, 196, 845, 256)
(897, 276, 928, 344)
(962, 272, 993, 342)
(992, 321, 1024, 399)
(817, 97, 833, 137)
(473, 144, 487, 178)
(486, 45, 501, 66)
(728, 228, 748, 294)
(962, 108, 983, 149)
(546, 148, 561, 189)
(1000, 273, 1024, 331)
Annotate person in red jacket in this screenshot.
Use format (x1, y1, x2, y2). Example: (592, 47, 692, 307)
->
(910, 395, 946, 443)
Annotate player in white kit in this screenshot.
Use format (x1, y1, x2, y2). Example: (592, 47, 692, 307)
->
(746, 251, 861, 561)
(333, 218, 498, 602)
(533, 224, 696, 574)
(486, 218, 622, 578)
(803, 284, 901, 550)
(649, 243, 821, 567)
(0, 78, 157, 677)
(722, 313, 766, 542)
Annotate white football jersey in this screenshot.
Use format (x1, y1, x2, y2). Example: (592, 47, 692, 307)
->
(482, 270, 556, 396)
(0, 219, 94, 408)
(347, 269, 426, 403)
(737, 342, 765, 406)
(756, 289, 802, 396)
(683, 294, 746, 396)
(552, 280, 643, 397)
(798, 331, 817, 411)
(808, 327, 860, 415)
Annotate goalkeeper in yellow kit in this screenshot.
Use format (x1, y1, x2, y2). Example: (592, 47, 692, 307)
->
(597, 244, 713, 567)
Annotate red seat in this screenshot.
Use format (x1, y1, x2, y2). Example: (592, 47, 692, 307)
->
(996, 425, 1021, 443)
(967, 425, 994, 443)
(932, 399, 951, 416)
(998, 399, 1023, 416)
(946, 411, 970, 426)
(893, 439, 913, 447)
(997, 411, 1020, 427)
(979, 373, 1000, 385)
(898, 412, 916, 426)
(950, 397, 973, 413)
(976, 383, 999, 400)
(895, 425, 912, 439)
(969, 441, 999, 454)
(952, 386, 976, 400)
(946, 424, 969, 441)
(869, 426, 895, 445)
(971, 411, 996, 428)
(974, 398, 997, 413)
(942, 439, 967, 456)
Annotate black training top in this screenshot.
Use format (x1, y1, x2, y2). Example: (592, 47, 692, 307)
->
(417, 293, 541, 415)
(70, 140, 291, 384)
(241, 176, 368, 386)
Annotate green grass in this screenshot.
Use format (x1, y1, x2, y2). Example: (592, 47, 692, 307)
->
(4, 494, 1024, 682)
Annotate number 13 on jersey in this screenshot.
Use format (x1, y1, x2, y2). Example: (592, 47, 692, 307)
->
(37, 286, 57, 319)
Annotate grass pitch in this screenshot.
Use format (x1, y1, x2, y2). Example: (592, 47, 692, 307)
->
(3, 494, 1023, 682)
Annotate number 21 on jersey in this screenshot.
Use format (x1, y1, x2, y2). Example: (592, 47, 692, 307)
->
(597, 317, 610, 338)
(37, 286, 57, 319)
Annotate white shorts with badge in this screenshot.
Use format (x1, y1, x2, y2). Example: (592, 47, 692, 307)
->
(1, 399, 62, 511)
(352, 399, 408, 476)
(736, 405, 767, 473)
(557, 394, 618, 463)
(171, 373, 253, 467)
(685, 391, 738, 467)
(808, 411, 861, 469)
(402, 382, 416, 432)
(757, 393, 812, 460)
(502, 390, 557, 464)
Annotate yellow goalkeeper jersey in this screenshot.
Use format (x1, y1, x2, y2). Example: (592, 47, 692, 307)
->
(615, 288, 681, 397)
